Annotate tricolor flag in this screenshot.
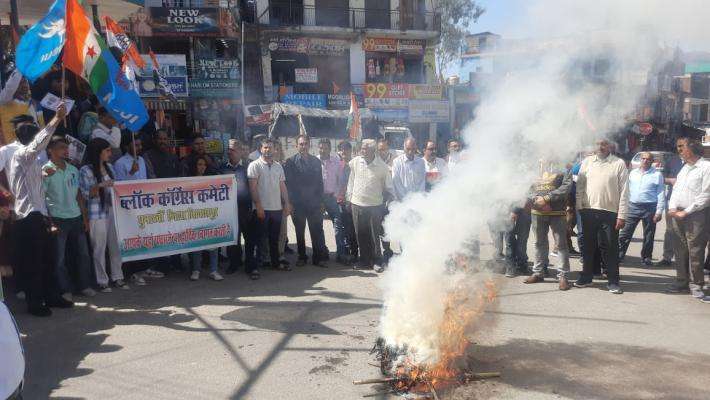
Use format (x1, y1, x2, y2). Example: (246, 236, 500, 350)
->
(104, 16, 145, 69)
(148, 50, 176, 100)
(346, 92, 361, 140)
(63, 0, 147, 132)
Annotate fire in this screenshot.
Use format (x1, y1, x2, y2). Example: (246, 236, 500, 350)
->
(385, 277, 498, 394)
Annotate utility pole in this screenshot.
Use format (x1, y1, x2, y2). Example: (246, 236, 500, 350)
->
(9, 0, 19, 32)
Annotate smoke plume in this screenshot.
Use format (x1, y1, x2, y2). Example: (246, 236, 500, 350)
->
(379, 0, 710, 365)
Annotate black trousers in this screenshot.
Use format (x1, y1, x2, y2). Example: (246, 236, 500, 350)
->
(247, 210, 282, 271)
(580, 209, 620, 284)
(292, 205, 327, 262)
(351, 204, 385, 267)
(340, 203, 358, 257)
(618, 202, 657, 260)
(227, 208, 254, 270)
(14, 212, 56, 308)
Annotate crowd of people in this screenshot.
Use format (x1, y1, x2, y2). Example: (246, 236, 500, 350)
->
(0, 68, 709, 318)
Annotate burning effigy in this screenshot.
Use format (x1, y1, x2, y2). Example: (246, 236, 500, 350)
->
(356, 254, 499, 398)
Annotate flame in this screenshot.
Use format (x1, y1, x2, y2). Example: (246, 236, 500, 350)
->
(389, 276, 497, 393)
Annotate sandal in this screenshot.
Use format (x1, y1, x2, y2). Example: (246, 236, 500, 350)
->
(250, 270, 261, 280)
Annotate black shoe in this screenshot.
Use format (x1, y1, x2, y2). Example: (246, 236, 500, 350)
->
(336, 255, 351, 265)
(656, 259, 672, 266)
(296, 258, 307, 267)
(47, 297, 74, 308)
(226, 265, 241, 275)
(28, 305, 52, 317)
(574, 280, 593, 288)
(283, 246, 295, 255)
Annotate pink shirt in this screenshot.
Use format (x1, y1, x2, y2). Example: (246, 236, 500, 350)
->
(320, 155, 343, 195)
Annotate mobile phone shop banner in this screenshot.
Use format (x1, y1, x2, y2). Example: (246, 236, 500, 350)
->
(112, 175, 238, 261)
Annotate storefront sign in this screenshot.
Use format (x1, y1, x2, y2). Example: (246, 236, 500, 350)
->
(371, 108, 409, 121)
(364, 83, 409, 98)
(397, 39, 426, 55)
(112, 175, 238, 261)
(408, 100, 449, 123)
(409, 84, 443, 100)
(282, 94, 327, 109)
(365, 97, 409, 109)
(295, 68, 318, 83)
(327, 94, 363, 109)
(363, 38, 426, 55)
(137, 54, 189, 97)
(149, 7, 220, 36)
(362, 37, 397, 52)
(308, 38, 347, 56)
(269, 37, 347, 56)
(190, 58, 241, 98)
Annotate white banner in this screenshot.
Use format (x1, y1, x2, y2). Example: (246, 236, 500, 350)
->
(295, 68, 318, 83)
(112, 175, 238, 261)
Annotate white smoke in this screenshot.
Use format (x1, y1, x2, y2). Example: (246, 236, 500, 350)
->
(379, 0, 710, 365)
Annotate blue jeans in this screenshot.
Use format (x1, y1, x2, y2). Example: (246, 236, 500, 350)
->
(191, 249, 218, 273)
(618, 202, 657, 260)
(54, 216, 92, 293)
(323, 194, 346, 256)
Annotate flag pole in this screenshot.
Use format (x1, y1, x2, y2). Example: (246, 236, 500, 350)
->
(61, 64, 67, 127)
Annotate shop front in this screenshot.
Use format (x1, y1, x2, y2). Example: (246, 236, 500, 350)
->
(362, 37, 426, 84)
(267, 36, 351, 99)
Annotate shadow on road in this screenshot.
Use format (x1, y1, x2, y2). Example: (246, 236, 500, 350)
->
(447, 338, 710, 400)
(5, 253, 381, 399)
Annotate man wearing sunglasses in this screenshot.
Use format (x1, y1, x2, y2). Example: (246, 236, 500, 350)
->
(617, 152, 665, 266)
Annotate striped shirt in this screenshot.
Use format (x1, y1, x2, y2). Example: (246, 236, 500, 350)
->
(79, 164, 116, 220)
(7, 121, 58, 219)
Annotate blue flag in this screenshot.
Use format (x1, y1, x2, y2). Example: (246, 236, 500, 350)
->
(15, 0, 66, 82)
(96, 38, 150, 132)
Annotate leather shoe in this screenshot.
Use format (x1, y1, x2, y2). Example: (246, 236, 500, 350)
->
(523, 274, 544, 284)
(28, 305, 52, 317)
(47, 297, 74, 308)
(558, 277, 571, 291)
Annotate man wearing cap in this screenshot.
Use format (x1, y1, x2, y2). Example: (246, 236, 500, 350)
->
(221, 139, 254, 274)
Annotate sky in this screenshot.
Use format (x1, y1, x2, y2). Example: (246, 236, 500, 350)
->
(466, 0, 529, 39)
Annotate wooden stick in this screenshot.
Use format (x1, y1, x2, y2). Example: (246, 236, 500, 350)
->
(465, 372, 501, 380)
(61, 64, 67, 128)
(426, 380, 440, 400)
(363, 390, 396, 398)
(353, 377, 401, 385)
(367, 362, 381, 368)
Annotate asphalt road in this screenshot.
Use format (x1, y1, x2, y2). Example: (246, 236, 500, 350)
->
(7, 217, 710, 400)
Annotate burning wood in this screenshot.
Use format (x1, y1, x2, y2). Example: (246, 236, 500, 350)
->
(360, 278, 499, 397)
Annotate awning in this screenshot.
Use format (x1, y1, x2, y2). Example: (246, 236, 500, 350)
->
(270, 103, 375, 120)
(268, 103, 375, 138)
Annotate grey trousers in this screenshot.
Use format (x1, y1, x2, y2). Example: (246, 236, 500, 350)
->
(662, 212, 676, 262)
(670, 209, 710, 290)
(532, 214, 570, 278)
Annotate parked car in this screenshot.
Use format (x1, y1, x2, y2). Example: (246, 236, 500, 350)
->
(629, 151, 675, 171)
(0, 302, 24, 399)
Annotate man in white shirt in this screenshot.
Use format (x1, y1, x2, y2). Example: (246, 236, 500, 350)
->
(91, 107, 122, 150)
(8, 104, 70, 316)
(575, 139, 629, 294)
(247, 139, 292, 277)
(346, 139, 394, 271)
(446, 138, 462, 170)
(665, 137, 710, 300)
(423, 140, 448, 191)
(391, 138, 426, 201)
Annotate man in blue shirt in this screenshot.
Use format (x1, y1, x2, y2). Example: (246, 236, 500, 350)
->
(114, 136, 148, 181)
(618, 152, 665, 266)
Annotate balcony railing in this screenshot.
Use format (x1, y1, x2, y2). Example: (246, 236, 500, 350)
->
(261, 4, 441, 31)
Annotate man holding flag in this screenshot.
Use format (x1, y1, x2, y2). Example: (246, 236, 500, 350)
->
(15, 0, 149, 135)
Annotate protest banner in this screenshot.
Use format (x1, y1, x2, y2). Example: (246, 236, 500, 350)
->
(111, 175, 238, 261)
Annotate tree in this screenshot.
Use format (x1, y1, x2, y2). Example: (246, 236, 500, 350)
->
(433, 0, 485, 82)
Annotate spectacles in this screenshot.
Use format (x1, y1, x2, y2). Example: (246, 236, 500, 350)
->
(641, 158, 653, 161)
